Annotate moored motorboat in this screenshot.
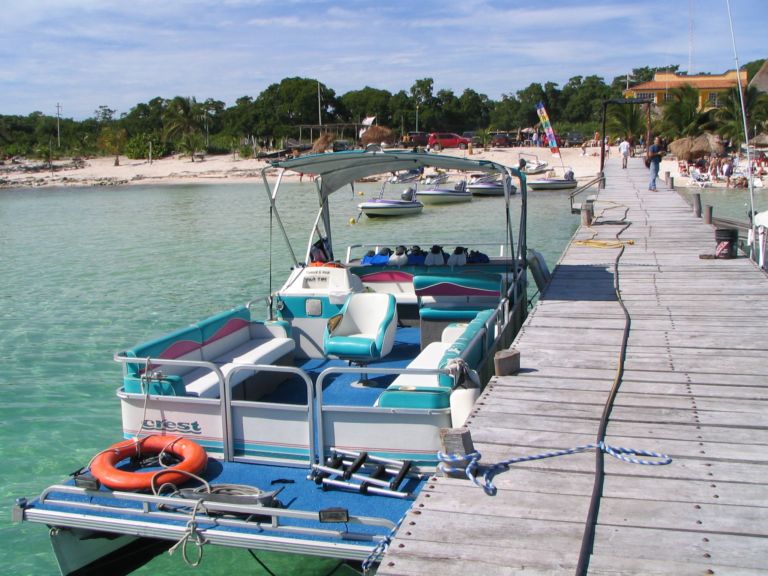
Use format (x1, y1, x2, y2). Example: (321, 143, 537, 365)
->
(388, 168, 422, 183)
(358, 184, 423, 217)
(528, 167, 578, 190)
(518, 152, 549, 175)
(422, 171, 449, 186)
(466, 173, 517, 196)
(416, 180, 472, 204)
(15, 150, 531, 575)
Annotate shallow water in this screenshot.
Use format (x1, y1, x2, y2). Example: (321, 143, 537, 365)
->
(0, 180, 579, 575)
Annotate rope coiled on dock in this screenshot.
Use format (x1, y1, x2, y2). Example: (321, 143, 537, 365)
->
(437, 441, 671, 496)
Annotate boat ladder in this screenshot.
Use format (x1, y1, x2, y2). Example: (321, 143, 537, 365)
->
(310, 449, 413, 499)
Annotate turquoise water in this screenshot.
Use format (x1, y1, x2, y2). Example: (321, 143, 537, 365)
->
(676, 185, 768, 221)
(0, 180, 581, 575)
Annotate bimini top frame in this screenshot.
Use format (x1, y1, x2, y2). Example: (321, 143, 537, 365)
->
(259, 149, 527, 270)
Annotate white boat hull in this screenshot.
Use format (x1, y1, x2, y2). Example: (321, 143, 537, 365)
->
(416, 191, 472, 204)
(358, 201, 423, 217)
(528, 179, 578, 190)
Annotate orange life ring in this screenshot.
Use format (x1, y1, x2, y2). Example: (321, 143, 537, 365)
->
(309, 261, 344, 268)
(90, 435, 208, 491)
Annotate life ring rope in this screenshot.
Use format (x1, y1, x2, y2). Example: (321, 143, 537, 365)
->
(89, 435, 208, 492)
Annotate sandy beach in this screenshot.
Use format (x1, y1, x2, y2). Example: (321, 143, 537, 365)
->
(0, 145, 685, 189)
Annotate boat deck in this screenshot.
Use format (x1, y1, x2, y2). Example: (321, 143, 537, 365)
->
(377, 158, 768, 574)
(23, 457, 422, 562)
(266, 326, 421, 407)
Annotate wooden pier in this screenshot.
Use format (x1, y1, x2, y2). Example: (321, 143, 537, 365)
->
(378, 158, 768, 575)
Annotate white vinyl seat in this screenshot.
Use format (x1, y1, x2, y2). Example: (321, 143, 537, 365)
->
(323, 293, 397, 363)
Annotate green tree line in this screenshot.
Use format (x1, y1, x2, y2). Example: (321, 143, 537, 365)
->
(1, 60, 765, 161)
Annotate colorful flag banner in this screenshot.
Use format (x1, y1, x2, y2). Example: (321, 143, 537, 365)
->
(535, 101, 560, 158)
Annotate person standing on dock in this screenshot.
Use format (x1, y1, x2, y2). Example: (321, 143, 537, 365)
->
(619, 137, 630, 169)
(647, 136, 663, 191)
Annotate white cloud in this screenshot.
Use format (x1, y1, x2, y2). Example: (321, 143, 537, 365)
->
(0, 0, 764, 118)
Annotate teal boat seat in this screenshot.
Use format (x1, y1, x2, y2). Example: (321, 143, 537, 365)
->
(323, 293, 397, 363)
(375, 309, 496, 410)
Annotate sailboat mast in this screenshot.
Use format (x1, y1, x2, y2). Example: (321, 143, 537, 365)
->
(725, 0, 756, 251)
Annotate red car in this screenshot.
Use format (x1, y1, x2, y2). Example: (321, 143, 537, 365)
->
(427, 132, 470, 150)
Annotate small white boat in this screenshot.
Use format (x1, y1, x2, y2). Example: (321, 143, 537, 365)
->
(422, 171, 449, 186)
(359, 186, 423, 217)
(466, 173, 516, 196)
(518, 153, 549, 175)
(416, 180, 472, 204)
(528, 167, 578, 191)
(388, 168, 422, 183)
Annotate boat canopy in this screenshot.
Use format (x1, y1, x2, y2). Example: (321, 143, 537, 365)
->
(267, 149, 521, 200)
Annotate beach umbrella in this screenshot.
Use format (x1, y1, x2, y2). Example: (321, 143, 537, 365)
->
(312, 132, 335, 153)
(669, 133, 724, 161)
(751, 133, 768, 147)
(361, 125, 395, 146)
(668, 137, 695, 161)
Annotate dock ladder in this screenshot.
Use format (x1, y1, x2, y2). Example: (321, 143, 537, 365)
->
(310, 449, 413, 499)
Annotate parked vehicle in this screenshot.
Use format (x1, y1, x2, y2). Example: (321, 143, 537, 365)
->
(333, 140, 351, 152)
(490, 132, 512, 147)
(462, 131, 482, 147)
(428, 132, 470, 150)
(564, 132, 584, 147)
(403, 131, 428, 147)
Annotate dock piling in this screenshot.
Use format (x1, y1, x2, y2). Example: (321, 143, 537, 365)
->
(692, 192, 702, 218)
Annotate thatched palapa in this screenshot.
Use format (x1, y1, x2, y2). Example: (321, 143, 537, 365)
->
(668, 133, 725, 161)
(312, 132, 335, 153)
(361, 125, 395, 146)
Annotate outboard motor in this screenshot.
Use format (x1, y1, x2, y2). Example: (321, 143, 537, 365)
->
(401, 187, 416, 201)
(564, 169, 575, 181)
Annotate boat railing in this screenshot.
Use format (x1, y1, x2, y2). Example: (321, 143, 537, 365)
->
(314, 365, 454, 467)
(568, 173, 605, 214)
(33, 484, 395, 547)
(114, 354, 232, 456)
(344, 242, 512, 263)
(114, 355, 316, 464)
(225, 364, 315, 464)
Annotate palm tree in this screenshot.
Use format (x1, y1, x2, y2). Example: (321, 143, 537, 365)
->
(163, 97, 203, 161)
(711, 85, 768, 146)
(607, 103, 645, 142)
(659, 84, 711, 139)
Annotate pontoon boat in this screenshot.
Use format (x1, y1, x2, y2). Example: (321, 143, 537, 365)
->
(15, 150, 530, 575)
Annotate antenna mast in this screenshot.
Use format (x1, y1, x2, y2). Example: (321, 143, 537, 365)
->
(688, 0, 695, 74)
(725, 0, 756, 256)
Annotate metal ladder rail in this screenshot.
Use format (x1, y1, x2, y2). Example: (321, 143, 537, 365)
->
(569, 174, 605, 214)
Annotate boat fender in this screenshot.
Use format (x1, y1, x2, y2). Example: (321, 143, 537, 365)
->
(450, 387, 480, 428)
(90, 435, 208, 492)
(527, 249, 551, 292)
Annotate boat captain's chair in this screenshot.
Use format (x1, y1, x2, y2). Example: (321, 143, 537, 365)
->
(323, 293, 398, 370)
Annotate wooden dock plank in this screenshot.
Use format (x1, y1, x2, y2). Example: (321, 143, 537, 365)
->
(380, 159, 768, 574)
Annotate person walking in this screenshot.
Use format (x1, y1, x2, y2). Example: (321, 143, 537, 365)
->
(646, 136, 663, 191)
(619, 137, 630, 169)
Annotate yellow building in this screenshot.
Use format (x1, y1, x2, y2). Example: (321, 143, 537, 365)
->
(624, 69, 747, 109)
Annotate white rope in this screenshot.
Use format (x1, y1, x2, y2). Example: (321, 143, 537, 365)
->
(168, 498, 207, 567)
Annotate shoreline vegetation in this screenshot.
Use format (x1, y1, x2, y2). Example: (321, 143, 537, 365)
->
(0, 145, 689, 190)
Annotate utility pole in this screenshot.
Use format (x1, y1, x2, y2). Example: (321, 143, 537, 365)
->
(317, 81, 322, 127)
(56, 103, 62, 148)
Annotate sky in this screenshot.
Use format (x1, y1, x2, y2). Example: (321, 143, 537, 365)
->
(0, 0, 765, 120)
